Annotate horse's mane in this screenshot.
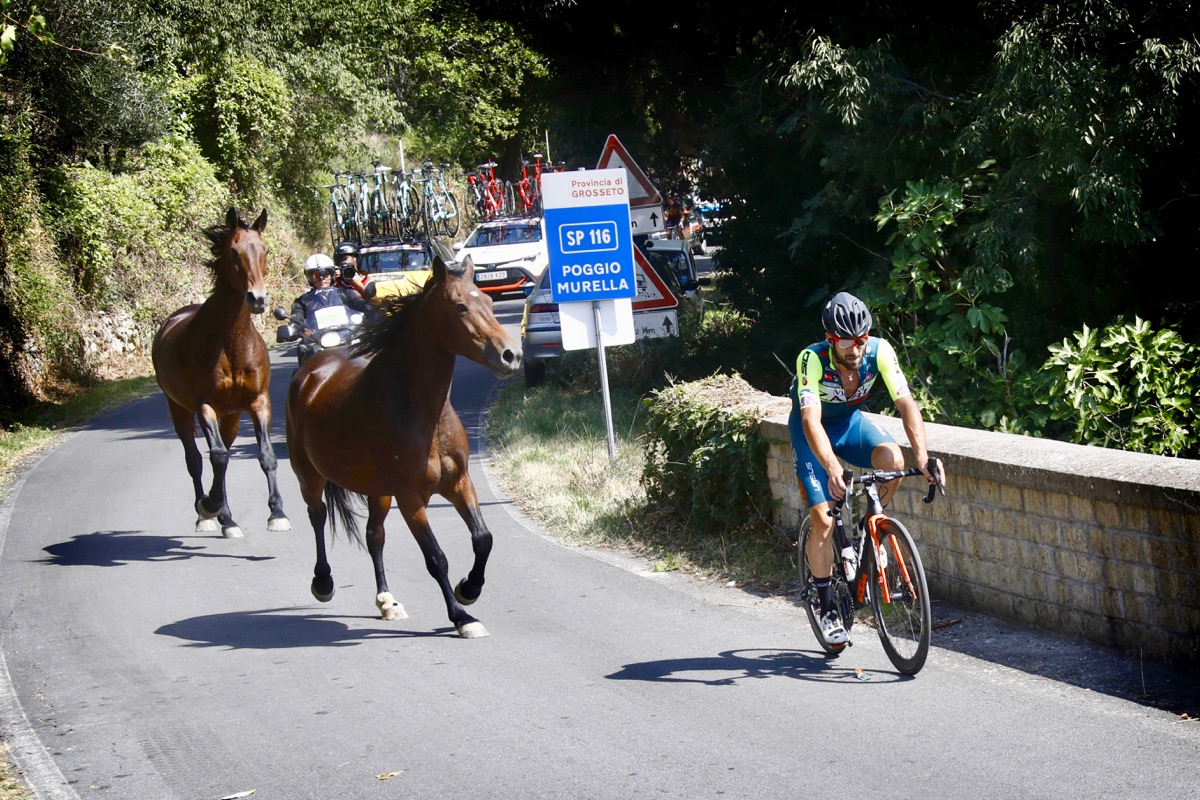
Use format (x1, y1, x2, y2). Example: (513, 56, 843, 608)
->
(349, 284, 431, 359)
(200, 216, 248, 275)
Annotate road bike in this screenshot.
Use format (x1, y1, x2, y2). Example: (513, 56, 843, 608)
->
(797, 459, 944, 675)
(416, 160, 460, 237)
(391, 167, 422, 236)
(515, 153, 544, 216)
(367, 162, 394, 239)
(478, 160, 506, 221)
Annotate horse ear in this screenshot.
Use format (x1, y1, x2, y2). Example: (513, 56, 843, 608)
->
(459, 255, 475, 283)
(225, 207, 240, 230)
(432, 250, 449, 281)
(252, 209, 268, 233)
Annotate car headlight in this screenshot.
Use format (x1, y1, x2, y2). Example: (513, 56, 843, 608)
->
(319, 331, 344, 348)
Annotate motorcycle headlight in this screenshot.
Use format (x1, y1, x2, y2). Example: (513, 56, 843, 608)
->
(319, 331, 344, 348)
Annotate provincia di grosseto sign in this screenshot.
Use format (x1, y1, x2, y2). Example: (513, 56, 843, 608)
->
(541, 168, 636, 304)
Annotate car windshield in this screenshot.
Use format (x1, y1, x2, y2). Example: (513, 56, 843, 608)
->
(359, 248, 430, 275)
(466, 224, 542, 247)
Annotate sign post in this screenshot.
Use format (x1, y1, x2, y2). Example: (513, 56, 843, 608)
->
(541, 168, 637, 462)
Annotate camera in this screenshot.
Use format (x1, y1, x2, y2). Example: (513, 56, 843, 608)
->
(339, 265, 356, 281)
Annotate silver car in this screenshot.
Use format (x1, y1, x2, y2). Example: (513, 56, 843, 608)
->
(518, 236, 705, 387)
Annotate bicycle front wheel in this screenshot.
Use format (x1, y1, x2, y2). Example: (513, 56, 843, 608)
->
(865, 518, 931, 675)
(798, 516, 853, 656)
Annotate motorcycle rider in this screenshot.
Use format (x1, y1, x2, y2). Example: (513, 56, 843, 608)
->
(290, 253, 373, 322)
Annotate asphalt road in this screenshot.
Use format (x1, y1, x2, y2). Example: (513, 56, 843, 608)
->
(1, 296, 1198, 799)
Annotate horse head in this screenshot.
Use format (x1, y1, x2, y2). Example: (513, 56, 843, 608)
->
(222, 208, 270, 314)
(427, 252, 521, 378)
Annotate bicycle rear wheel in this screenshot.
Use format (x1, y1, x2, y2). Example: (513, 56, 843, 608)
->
(439, 189, 459, 237)
(797, 516, 853, 656)
(865, 518, 931, 675)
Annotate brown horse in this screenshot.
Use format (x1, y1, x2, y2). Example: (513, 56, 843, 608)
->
(286, 250, 520, 638)
(152, 208, 290, 538)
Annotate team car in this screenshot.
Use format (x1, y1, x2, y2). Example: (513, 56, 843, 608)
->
(357, 238, 437, 299)
(453, 217, 549, 297)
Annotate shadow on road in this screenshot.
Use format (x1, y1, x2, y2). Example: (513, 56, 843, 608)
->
(156, 607, 456, 649)
(39, 530, 275, 567)
(606, 647, 909, 685)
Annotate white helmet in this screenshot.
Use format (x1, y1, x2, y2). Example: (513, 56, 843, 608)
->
(304, 253, 335, 275)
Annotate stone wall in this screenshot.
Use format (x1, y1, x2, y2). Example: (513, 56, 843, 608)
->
(757, 408, 1200, 668)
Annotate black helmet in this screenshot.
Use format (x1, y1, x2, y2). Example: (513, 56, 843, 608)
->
(334, 241, 358, 258)
(821, 291, 872, 338)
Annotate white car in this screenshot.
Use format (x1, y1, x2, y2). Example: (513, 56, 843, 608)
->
(453, 217, 549, 297)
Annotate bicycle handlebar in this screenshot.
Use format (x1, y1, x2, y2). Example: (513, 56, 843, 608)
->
(836, 457, 945, 509)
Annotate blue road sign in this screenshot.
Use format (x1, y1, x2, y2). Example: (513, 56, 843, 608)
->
(541, 169, 636, 304)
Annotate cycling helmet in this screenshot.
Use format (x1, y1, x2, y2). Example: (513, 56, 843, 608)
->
(821, 291, 872, 338)
(334, 241, 358, 258)
(304, 253, 336, 275)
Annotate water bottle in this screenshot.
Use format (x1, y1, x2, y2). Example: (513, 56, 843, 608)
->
(841, 546, 858, 582)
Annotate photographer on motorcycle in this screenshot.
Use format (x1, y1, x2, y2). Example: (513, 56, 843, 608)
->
(333, 241, 376, 301)
(291, 253, 373, 321)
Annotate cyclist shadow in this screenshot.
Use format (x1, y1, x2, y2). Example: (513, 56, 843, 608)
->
(605, 647, 907, 685)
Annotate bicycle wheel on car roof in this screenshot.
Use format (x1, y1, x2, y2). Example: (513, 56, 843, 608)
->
(865, 518, 931, 675)
(797, 516, 853, 656)
(439, 189, 459, 237)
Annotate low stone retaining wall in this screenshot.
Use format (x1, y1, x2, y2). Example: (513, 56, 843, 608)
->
(756, 404, 1200, 668)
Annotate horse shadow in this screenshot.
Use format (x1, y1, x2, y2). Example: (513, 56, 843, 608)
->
(156, 607, 454, 650)
(605, 648, 909, 685)
(39, 530, 274, 568)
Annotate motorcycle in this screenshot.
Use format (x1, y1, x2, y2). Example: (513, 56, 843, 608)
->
(274, 302, 364, 365)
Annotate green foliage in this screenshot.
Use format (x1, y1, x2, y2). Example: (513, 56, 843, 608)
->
(642, 374, 774, 532)
(45, 135, 227, 318)
(1044, 317, 1198, 457)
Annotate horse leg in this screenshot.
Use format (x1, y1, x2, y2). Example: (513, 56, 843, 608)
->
(195, 407, 241, 538)
(249, 395, 291, 532)
(366, 496, 407, 621)
(400, 503, 487, 639)
(166, 399, 217, 533)
(308, 498, 335, 602)
(446, 475, 493, 607)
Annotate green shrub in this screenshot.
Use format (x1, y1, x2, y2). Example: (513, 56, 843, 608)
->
(1043, 317, 1198, 457)
(641, 374, 775, 532)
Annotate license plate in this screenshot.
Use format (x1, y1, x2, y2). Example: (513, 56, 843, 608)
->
(475, 271, 505, 282)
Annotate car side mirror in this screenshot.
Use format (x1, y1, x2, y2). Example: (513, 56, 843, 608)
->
(522, 284, 535, 298)
(273, 307, 288, 320)
(452, 241, 464, 252)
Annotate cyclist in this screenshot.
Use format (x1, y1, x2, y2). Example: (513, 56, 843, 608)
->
(663, 194, 684, 240)
(789, 291, 945, 646)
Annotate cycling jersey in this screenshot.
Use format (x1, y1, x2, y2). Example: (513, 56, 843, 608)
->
(788, 336, 913, 509)
(793, 337, 910, 425)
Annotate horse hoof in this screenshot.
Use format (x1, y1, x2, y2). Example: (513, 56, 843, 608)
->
(194, 498, 220, 520)
(455, 579, 480, 606)
(222, 525, 244, 539)
(267, 516, 292, 532)
(376, 593, 408, 621)
(457, 621, 489, 639)
(195, 518, 219, 532)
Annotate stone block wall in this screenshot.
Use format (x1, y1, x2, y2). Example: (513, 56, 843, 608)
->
(757, 409, 1200, 668)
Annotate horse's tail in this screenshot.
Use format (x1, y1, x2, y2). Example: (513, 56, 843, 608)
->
(323, 483, 364, 546)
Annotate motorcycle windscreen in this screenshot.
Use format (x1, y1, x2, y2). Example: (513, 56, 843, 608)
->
(310, 305, 352, 330)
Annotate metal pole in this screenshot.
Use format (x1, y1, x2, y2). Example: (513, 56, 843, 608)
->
(545, 130, 552, 165)
(593, 301, 617, 464)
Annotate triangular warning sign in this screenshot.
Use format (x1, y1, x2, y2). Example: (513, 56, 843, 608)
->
(597, 135, 663, 209)
(631, 247, 678, 311)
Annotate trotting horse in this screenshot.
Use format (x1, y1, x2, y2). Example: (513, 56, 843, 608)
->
(285, 251, 520, 638)
(152, 208, 290, 538)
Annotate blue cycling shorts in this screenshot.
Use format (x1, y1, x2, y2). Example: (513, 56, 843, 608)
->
(788, 403, 895, 509)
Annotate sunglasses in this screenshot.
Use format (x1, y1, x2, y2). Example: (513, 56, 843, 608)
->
(314, 269, 334, 279)
(828, 335, 868, 350)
